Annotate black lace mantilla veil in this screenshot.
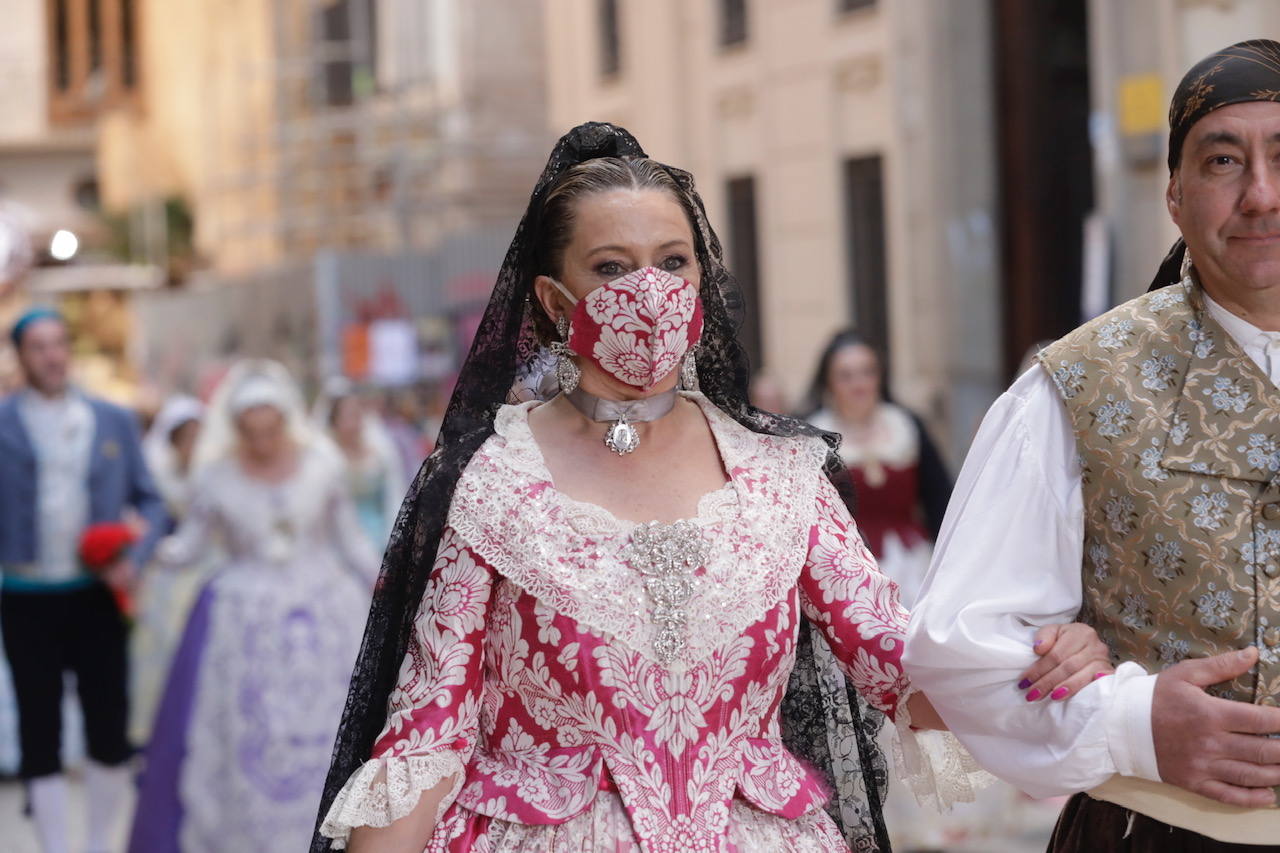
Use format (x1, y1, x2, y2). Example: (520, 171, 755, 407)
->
(311, 122, 892, 852)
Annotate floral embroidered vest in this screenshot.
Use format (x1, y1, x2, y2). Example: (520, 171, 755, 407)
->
(1039, 282, 1280, 707)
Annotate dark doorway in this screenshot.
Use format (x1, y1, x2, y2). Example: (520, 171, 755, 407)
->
(992, 0, 1093, 377)
(842, 156, 890, 363)
(726, 175, 764, 370)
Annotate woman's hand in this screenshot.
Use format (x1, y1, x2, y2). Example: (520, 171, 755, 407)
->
(1017, 623, 1114, 702)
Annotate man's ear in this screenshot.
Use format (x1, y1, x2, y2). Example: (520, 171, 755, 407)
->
(1166, 172, 1182, 226)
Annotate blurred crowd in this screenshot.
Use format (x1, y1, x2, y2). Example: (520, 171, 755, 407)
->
(0, 305, 1064, 852)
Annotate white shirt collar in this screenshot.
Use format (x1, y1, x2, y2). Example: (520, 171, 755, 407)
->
(1201, 291, 1280, 351)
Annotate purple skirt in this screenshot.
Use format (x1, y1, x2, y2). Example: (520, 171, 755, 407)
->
(126, 581, 214, 853)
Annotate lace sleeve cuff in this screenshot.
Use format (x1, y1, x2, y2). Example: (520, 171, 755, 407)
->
(891, 690, 996, 812)
(318, 750, 465, 849)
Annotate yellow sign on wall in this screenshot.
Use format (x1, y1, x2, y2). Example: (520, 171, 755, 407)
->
(1118, 73, 1165, 136)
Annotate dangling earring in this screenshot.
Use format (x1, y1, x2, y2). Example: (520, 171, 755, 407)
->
(679, 345, 699, 393)
(551, 315, 581, 394)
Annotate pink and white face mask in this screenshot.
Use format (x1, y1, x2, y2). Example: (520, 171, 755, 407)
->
(551, 266, 703, 392)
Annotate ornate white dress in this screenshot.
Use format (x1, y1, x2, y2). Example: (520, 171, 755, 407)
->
(321, 395, 981, 852)
(129, 446, 378, 853)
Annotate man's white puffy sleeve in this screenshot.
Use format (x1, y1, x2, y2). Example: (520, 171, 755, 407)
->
(902, 367, 1161, 797)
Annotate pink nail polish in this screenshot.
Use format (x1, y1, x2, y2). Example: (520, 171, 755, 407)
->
(1032, 640, 1043, 649)
(1025, 689, 1041, 702)
(1017, 678, 1032, 690)
(1093, 672, 1108, 681)
(1051, 686, 1069, 700)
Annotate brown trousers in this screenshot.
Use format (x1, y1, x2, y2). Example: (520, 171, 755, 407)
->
(1047, 794, 1279, 852)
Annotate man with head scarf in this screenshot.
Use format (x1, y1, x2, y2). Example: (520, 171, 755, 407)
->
(0, 308, 167, 853)
(902, 40, 1280, 849)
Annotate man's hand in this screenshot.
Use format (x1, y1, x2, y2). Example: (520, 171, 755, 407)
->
(100, 558, 136, 593)
(1153, 646, 1280, 807)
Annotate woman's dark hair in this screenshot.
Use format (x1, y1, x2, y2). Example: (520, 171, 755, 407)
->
(528, 156, 702, 344)
(799, 329, 884, 417)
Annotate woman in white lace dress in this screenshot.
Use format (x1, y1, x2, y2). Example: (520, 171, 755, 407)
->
(129, 360, 378, 853)
(313, 124, 1110, 853)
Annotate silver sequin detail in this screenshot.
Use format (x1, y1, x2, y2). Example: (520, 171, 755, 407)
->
(621, 520, 706, 663)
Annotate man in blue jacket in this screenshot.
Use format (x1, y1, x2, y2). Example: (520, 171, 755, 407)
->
(0, 308, 167, 853)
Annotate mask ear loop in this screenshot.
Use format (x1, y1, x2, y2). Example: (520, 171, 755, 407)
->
(548, 278, 579, 306)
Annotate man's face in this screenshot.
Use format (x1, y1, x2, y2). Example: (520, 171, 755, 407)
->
(15, 317, 71, 395)
(1168, 101, 1280, 301)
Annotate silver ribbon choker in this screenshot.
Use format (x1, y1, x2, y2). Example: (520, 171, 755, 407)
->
(563, 386, 678, 455)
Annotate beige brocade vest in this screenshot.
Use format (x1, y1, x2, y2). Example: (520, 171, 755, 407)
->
(1039, 282, 1280, 825)
(1040, 282, 1280, 702)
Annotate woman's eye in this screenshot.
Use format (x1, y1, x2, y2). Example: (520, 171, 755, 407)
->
(660, 255, 688, 271)
(597, 261, 624, 276)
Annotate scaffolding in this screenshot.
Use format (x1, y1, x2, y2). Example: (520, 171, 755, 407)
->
(201, 0, 548, 270)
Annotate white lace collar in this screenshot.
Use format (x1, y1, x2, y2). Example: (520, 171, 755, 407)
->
(448, 394, 829, 665)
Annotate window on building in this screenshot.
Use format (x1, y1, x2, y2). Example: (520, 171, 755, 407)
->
(842, 156, 890, 359)
(53, 0, 71, 91)
(599, 0, 621, 77)
(726, 175, 764, 369)
(47, 0, 142, 123)
(88, 0, 103, 72)
(720, 0, 747, 47)
(837, 0, 876, 13)
(319, 0, 378, 107)
(120, 0, 137, 88)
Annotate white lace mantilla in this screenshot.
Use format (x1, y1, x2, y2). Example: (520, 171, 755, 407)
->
(448, 394, 830, 665)
(320, 751, 464, 849)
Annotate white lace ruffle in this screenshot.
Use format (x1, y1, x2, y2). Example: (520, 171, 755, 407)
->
(319, 750, 464, 849)
(891, 691, 995, 812)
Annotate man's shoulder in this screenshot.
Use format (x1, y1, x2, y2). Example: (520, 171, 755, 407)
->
(85, 395, 132, 419)
(1041, 284, 1192, 365)
(85, 396, 142, 435)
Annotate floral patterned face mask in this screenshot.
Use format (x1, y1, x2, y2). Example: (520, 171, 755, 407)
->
(551, 266, 703, 392)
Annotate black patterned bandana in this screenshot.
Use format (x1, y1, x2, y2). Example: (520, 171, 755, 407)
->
(1167, 38, 1280, 172)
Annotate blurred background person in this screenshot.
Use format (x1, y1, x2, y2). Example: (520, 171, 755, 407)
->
(314, 377, 406, 552)
(127, 360, 377, 853)
(801, 328, 1058, 852)
(748, 370, 790, 415)
(0, 308, 165, 853)
(129, 395, 206, 745)
(802, 329, 951, 609)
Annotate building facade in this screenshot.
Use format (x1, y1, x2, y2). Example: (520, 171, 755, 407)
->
(544, 0, 1280, 458)
(543, 0, 1003, 455)
(97, 0, 551, 275)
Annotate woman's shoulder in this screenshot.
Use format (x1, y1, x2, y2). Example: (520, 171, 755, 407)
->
(692, 394, 830, 474)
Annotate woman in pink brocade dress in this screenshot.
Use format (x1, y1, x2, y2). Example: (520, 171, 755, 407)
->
(312, 124, 1111, 853)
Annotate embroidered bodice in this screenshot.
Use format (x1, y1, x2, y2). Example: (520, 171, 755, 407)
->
(321, 395, 916, 852)
(160, 446, 377, 574)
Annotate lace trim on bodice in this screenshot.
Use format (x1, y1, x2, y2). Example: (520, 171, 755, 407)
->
(448, 394, 830, 665)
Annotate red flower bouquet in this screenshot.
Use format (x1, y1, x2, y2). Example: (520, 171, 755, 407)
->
(78, 522, 137, 616)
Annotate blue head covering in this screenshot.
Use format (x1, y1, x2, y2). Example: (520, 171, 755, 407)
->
(9, 307, 65, 348)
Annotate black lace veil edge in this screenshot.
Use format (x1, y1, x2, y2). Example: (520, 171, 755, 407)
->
(312, 121, 888, 852)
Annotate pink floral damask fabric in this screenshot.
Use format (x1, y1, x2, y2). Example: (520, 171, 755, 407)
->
(564, 267, 704, 391)
(320, 395, 911, 852)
